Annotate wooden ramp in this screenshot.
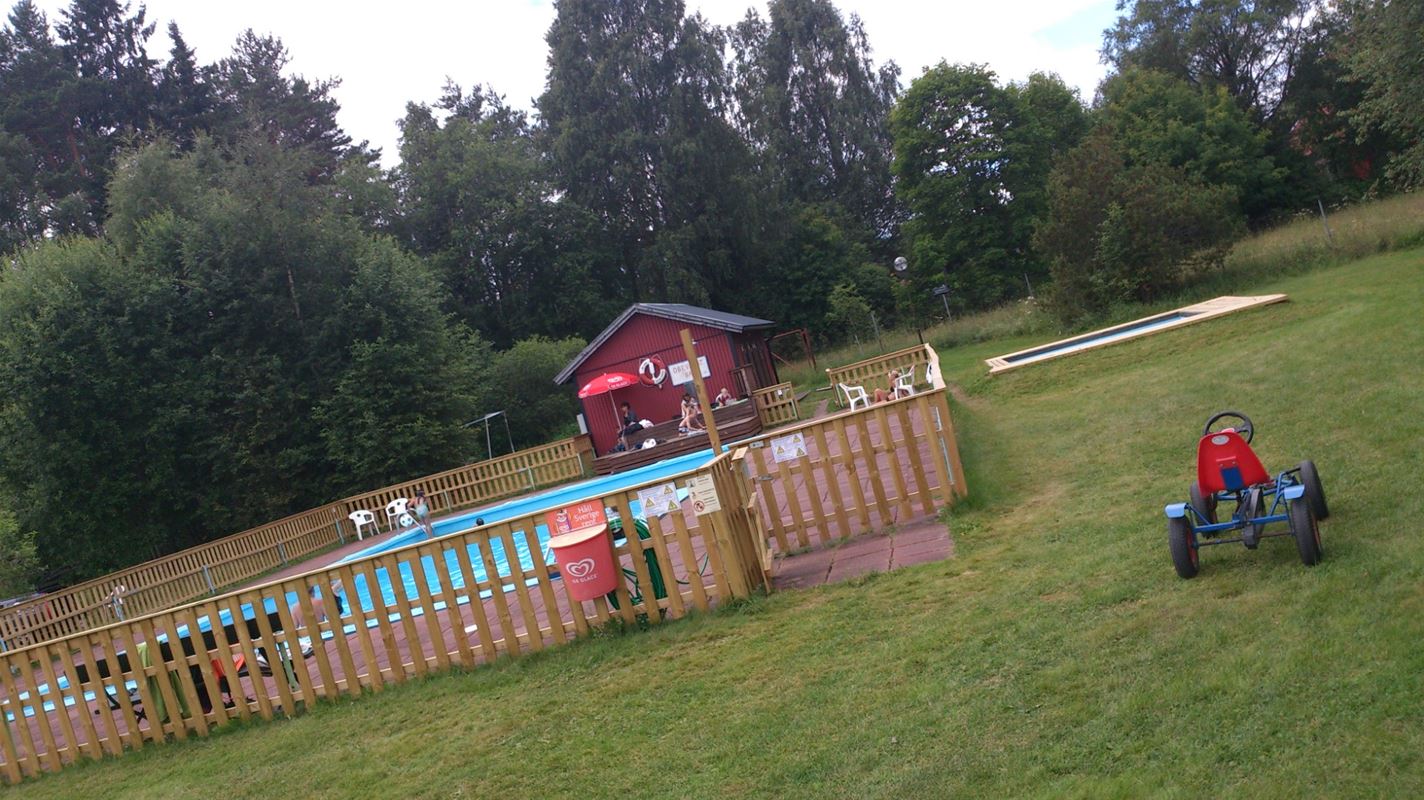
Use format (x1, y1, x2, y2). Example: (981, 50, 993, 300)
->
(986, 294, 1288, 375)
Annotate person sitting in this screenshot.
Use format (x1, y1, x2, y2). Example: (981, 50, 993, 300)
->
(611, 434, 629, 453)
(874, 370, 905, 403)
(714, 386, 734, 406)
(679, 395, 705, 433)
(619, 402, 642, 437)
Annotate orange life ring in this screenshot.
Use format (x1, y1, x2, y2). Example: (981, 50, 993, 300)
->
(638, 356, 667, 387)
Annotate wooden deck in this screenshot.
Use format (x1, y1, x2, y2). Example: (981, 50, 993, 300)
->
(593, 402, 762, 474)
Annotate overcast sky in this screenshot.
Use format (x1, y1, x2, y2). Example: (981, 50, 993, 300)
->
(37, 0, 1120, 165)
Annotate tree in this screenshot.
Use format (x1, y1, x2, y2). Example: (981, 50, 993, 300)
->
(539, 0, 764, 305)
(0, 508, 39, 597)
(154, 22, 215, 149)
(1036, 130, 1243, 322)
(728, 0, 900, 238)
(477, 336, 589, 454)
(210, 30, 362, 182)
(395, 84, 613, 346)
(0, 1, 97, 239)
(1098, 68, 1286, 218)
(1339, 0, 1424, 188)
(0, 139, 485, 577)
(1103, 0, 1319, 123)
(825, 282, 874, 345)
(890, 63, 1085, 309)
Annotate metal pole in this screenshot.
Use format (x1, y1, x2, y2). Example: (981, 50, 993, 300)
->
(503, 413, 514, 454)
(1317, 198, 1335, 246)
(940, 294, 951, 321)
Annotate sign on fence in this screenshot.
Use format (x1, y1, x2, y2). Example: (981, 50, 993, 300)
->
(637, 483, 681, 517)
(686, 474, 722, 515)
(771, 432, 806, 463)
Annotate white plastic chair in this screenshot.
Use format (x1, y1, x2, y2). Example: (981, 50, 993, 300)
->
(839, 383, 870, 412)
(896, 366, 916, 398)
(348, 510, 379, 541)
(384, 498, 409, 531)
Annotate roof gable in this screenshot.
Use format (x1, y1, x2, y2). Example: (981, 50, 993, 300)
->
(554, 303, 775, 384)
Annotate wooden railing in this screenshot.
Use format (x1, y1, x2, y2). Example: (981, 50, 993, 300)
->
(739, 383, 967, 551)
(0, 345, 968, 784)
(0, 436, 594, 651)
(826, 343, 934, 406)
(332, 435, 595, 534)
(0, 446, 765, 783)
(751, 383, 799, 427)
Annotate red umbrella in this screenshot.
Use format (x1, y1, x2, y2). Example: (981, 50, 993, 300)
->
(577, 372, 639, 446)
(577, 372, 639, 398)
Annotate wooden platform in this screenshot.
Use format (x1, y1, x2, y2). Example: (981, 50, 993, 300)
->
(593, 402, 762, 475)
(986, 294, 1289, 374)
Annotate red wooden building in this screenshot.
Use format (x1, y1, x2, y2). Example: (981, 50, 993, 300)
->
(554, 304, 779, 456)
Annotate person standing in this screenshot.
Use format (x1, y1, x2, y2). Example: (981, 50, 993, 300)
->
(412, 488, 435, 536)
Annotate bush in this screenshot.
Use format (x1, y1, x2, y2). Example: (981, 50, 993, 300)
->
(1038, 133, 1243, 325)
(825, 283, 875, 344)
(0, 509, 39, 599)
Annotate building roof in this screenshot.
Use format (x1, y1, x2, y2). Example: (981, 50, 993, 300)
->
(554, 303, 776, 384)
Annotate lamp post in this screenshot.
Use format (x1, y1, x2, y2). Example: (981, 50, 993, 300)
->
(893, 256, 924, 344)
(933, 284, 952, 322)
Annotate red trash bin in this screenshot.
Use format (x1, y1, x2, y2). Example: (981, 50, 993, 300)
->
(548, 523, 619, 601)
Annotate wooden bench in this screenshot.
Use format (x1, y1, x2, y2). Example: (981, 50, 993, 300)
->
(594, 401, 762, 475)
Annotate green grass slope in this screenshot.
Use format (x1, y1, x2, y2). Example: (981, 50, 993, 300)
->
(10, 249, 1423, 799)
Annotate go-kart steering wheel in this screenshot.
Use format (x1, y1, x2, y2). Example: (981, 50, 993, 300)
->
(1202, 411, 1254, 444)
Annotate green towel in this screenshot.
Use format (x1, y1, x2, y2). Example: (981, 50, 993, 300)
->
(135, 642, 189, 724)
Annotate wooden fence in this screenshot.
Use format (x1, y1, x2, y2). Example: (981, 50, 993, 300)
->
(741, 377, 966, 552)
(0, 343, 969, 784)
(826, 343, 934, 406)
(0, 446, 765, 784)
(751, 383, 799, 427)
(0, 436, 594, 652)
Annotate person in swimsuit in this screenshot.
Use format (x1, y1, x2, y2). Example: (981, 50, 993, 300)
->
(413, 488, 435, 536)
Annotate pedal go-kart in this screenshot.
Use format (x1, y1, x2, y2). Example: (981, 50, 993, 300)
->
(1165, 411, 1329, 578)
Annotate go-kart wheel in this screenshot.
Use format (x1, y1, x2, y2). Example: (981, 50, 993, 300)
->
(1203, 411, 1254, 444)
(1289, 497, 1323, 566)
(1168, 516, 1199, 578)
(1298, 460, 1329, 520)
(1189, 481, 1218, 525)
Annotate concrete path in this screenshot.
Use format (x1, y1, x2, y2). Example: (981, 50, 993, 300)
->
(771, 514, 953, 590)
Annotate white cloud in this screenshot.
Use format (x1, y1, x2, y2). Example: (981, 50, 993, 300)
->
(34, 0, 1116, 164)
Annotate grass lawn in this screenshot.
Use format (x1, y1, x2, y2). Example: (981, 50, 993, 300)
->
(10, 248, 1423, 798)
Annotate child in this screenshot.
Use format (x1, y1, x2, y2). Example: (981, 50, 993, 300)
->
(874, 370, 903, 403)
(412, 488, 435, 536)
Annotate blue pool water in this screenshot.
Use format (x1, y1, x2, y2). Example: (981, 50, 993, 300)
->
(1003, 311, 1196, 365)
(7, 447, 713, 720)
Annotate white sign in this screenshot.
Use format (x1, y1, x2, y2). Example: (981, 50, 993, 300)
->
(770, 432, 807, 463)
(686, 474, 722, 515)
(636, 482, 681, 519)
(669, 356, 711, 386)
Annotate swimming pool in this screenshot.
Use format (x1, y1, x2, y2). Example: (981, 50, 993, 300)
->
(986, 295, 1290, 374)
(8, 447, 716, 720)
